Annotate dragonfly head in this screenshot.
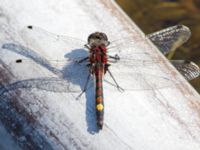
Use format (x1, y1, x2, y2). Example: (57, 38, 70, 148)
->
(87, 32, 110, 47)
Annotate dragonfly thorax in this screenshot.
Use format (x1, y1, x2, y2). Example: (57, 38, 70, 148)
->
(87, 32, 109, 47)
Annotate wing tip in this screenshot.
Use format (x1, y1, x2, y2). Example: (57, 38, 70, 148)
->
(189, 60, 200, 70)
(176, 24, 191, 40)
(27, 25, 33, 29)
(171, 59, 200, 80)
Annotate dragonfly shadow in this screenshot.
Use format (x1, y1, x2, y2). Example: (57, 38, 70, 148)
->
(64, 50, 99, 133)
(2, 43, 99, 133)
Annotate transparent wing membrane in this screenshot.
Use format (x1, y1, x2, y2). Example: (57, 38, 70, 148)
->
(170, 60, 200, 81)
(0, 67, 176, 97)
(1, 25, 197, 97)
(0, 77, 78, 94)
(147, 25, 191, 55)
(146, 25, 200, 80)
(21, 25, 86, 50)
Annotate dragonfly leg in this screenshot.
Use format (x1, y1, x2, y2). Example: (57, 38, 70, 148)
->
(75, 57, 89, 64)
(108, 54, 120, 63)
(107, 68, 124, 92)
(76, 73, 91, 100)
(104, 64, 110, 74)
(84, 44, 90, 49)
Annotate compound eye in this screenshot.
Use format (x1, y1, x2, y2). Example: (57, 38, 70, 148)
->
(101, 33, 108, 41)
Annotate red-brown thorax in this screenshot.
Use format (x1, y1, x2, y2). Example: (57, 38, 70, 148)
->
(89, 45, 108, 65)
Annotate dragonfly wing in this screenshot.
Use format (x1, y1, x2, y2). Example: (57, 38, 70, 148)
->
(21, 25, 88, 60)
(170, 60, 200, 80)
(104, 34, 184, 91)
(107, 36, 146, 55)
(0, 77, 79, 95)
(2, 26, 93, 97)
(104, 60, 176, 91)
(0, 63, 93, 97)
(107, 39, 162, 69)
(147, 25, 191, 55)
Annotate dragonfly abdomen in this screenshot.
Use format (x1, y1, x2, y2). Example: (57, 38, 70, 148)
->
(95, 65, 104, 129)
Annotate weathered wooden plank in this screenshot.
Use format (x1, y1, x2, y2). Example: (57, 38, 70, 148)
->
(0, 0, 200, 149)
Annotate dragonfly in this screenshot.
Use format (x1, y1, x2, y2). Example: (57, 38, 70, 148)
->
(1, 24, 200, 130)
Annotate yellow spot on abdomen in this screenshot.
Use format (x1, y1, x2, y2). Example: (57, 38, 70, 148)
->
(96, 104, 104, 111)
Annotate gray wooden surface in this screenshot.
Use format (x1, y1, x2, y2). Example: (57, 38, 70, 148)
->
(0, 0, 200, 149)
